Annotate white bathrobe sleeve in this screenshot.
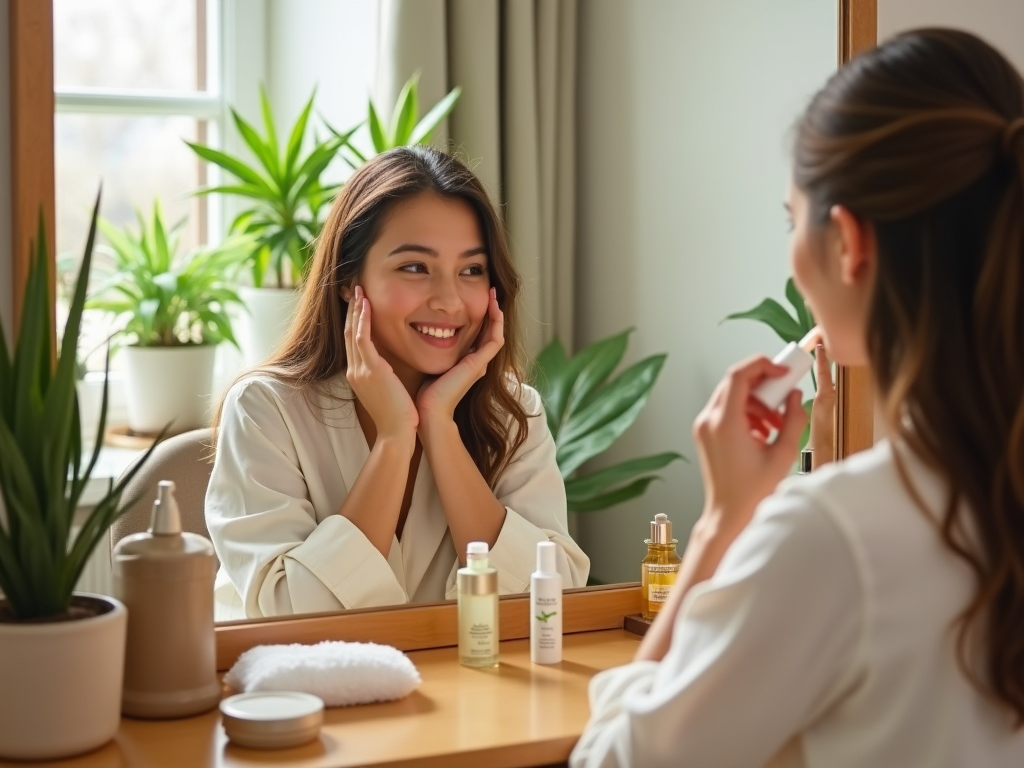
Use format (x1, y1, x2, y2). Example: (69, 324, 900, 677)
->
(461, 383, 590, 594)
(207, 378, 407, 618)
(569, 489, 864, 768)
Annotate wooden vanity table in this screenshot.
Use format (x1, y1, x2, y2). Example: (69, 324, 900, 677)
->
(1, 586, 641, 768)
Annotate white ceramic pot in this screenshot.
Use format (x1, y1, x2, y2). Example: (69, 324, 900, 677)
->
(236, 286, 301, 368)
(0, 594, 127, 760)
(123, 344, 218, 435)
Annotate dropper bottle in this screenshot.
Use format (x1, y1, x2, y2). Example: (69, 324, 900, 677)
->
(641, 513, 682, 621)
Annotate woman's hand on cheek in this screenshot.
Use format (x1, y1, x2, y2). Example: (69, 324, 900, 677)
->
(344, 285, 419, 440)
(693, 356, 808, 536)
(416, 288, 504, 425)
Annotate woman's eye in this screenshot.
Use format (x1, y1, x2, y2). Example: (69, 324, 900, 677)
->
(461, 264, 487, 277)
(399, 263, 427, 274)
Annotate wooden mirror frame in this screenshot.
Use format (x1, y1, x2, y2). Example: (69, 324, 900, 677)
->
(6, 0, 879, 456)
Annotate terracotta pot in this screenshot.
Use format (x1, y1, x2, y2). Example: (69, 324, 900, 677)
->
(122, 344, 218, 435)
(0, 593, 127, 760)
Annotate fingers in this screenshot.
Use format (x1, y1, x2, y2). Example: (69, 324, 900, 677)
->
(719, 355, 790, 416)
(813, 343, 835, 400)
(344, 285, 360, 371)
(772, 390, 809, 456)
(352, 286, 382, 367)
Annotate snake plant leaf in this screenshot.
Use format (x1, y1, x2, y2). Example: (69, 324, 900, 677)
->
(185, 141, 275, 197)
(368, 100, 388, 154)
(723, 296, 804, 345)
(258, 85, 281, 175)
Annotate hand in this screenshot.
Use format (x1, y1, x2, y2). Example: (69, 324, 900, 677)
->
(344, 285, 419, 440)
(808, 343, 836, 467)
(416, 288, 504, 424)
(692, 356, 808, 535)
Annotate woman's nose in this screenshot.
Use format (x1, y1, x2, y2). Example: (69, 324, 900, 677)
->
(427, 275, 462, 312)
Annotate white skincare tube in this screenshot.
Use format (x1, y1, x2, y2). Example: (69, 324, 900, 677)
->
(530, 541, 563, 664)
(751, 327, 821, 412)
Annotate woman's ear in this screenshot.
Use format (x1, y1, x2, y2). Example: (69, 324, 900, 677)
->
(829, 205, 876, 287)
(340, 284, 353, 302)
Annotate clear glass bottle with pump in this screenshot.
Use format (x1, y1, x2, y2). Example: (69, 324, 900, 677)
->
(457, 541, 499, 668)
(641, 513, 682, 621)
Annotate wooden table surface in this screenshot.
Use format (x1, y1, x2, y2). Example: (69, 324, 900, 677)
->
(5, 629, 640, 768)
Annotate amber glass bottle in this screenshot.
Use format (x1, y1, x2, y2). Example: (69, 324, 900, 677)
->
(641, 513, 682, 620)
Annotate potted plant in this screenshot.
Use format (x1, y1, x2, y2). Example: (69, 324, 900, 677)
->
(187, 77, 461, 367)
(0, 197, 161, 760)
(531, 330, 685, 513)
(724, 277, 819, 449)
(87, 200, 251, 435)
(186, 87, 353, 366)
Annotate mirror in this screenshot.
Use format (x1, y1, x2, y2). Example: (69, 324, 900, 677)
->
(8, 0, 843, 624)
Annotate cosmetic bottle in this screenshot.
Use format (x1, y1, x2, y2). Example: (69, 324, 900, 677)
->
(530, 541, 562, 664)
(751, 327, 820, 412)
(112, 480, 220, 718)
(641, 513, 682, 621)
(798, 448, 814, 474)
(457, 541, 499, 668)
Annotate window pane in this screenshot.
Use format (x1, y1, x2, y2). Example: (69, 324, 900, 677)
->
(56, 114, 207, 371)
(54, 0, 204, 92)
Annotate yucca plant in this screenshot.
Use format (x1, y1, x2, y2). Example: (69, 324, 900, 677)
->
(87, 201, 251, 348)
(724, 277, 818, 447)
(531, 330, 686, 513)
(0, 194, 161, 620)
(335, 73, 461, 166)
(187, 87, 354, 289)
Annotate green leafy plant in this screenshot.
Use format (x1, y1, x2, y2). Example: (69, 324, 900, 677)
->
(187, 87, 354, 289)
(531, 330, 686, 513)
(87, 201, 251, 348)
(334, 73, 461, 166)
(724, 277, 818, 446)
(0, 195, 162, 620)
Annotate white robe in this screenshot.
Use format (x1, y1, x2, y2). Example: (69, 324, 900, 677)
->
(570, 441, 1024, 768)
(207, 373, 589, 620)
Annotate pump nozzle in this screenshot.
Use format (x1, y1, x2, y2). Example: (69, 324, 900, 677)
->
(150, 480, 183, 536)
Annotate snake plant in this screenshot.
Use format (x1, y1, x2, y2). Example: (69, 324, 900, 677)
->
(0, 194, 162, 620)
(531, 331, 685, 513)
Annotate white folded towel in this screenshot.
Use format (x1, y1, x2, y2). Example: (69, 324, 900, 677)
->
(225, 640, 421, 707)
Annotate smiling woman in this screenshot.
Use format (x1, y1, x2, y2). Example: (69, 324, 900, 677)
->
(204, 147, 590, 620)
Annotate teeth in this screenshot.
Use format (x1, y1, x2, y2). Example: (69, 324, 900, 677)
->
(416, 325, 457, 339)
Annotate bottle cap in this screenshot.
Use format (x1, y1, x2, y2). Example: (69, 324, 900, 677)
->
(220, 691, 323, 749)
(150, 480, 182, 536)
(650, 513, 672, 544)
(535, 541, 557, 574)
(467, 541, 489, 557)
(799, 448, 813, 474)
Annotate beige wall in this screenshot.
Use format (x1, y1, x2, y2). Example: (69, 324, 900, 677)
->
(575, 0, 837, 583)
(879, 0, 1024, 72)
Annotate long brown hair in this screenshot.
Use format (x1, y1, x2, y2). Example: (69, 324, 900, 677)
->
(794, 29, 1024, 721)
(214, 146, 529, 486)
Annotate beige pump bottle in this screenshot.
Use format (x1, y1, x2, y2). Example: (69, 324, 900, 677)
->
(112, 480, 220, 718)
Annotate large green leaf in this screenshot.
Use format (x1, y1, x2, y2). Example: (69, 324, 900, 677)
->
(389, 75, 419, 147)
(408, 86, 462, 146)
(567, 477, 661, 513)
(786, 277, 814, 334)
(723, 297, 803, 344)
(564, 452, 686, 502)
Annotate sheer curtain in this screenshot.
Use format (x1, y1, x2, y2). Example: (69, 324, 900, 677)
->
(376, 0, 578, 354)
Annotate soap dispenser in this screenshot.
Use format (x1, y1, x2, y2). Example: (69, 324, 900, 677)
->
(112, 480, 220, 718)
(641, 513, 682, 621)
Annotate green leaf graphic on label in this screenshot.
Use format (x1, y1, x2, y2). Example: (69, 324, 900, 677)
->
(536, 611, 558, 622)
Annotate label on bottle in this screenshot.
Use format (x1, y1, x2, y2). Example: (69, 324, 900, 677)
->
(466, 622, 494, 656)
(533, 595, 560, 650)
(648, 583, 673, 604)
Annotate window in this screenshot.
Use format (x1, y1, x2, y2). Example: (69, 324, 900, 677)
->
(53, 0, 223, 370)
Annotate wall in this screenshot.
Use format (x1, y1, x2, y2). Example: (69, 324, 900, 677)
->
(0, 0, 12, 345)
(879, 0, 1024, 71)
(575, 0, 837, 583)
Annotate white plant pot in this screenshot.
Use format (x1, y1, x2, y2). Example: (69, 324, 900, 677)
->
(0, 594, 127, 760)
(237, 286, 301, 368)
(123, 345, 218, 435)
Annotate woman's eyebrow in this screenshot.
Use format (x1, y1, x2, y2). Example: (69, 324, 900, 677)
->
(387, 244, 488, 258)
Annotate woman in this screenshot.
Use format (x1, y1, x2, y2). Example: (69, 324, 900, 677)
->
(571, 29, 1024, 767)
(207, 147, 589, 620)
